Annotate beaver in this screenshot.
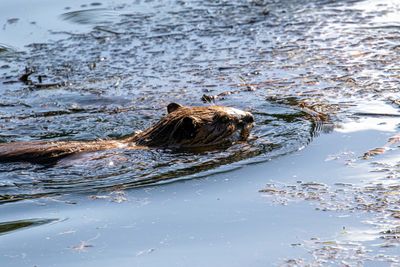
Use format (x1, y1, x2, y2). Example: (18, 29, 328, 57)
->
(0, 103, 254, 164)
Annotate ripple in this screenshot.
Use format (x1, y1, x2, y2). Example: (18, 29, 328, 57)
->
(0, 43, 18, 58)
(60, 8, 120, 25)
(0, 102, 323, 203)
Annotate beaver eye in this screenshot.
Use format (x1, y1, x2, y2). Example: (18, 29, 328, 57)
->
(218, 115, 230, 123)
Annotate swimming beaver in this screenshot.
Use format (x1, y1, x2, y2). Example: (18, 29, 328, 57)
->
(0, 103, 254, 163)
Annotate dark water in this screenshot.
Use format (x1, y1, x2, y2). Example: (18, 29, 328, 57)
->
(1, 0, 400, 265)
(0, 218, 59, 235)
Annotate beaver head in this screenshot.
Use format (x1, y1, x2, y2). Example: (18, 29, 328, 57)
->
(132, 103, 254, 149)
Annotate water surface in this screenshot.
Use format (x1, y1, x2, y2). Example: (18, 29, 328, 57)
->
(1, 0, 400, 265)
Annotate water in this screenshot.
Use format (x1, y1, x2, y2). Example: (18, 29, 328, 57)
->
(1, 0, 400, 266)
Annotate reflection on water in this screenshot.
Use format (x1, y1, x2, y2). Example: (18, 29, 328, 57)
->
(336, 116, 399, 133)
(0, 218, 58, 235)
(354, 0, 400, 24)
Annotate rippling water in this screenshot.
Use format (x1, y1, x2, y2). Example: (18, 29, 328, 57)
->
(0, 0, 399, 204)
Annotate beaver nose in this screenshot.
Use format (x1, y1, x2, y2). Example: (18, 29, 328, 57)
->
(242, 113, 254, 124)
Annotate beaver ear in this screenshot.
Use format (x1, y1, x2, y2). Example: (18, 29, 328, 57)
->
(167, 103, 183, 114)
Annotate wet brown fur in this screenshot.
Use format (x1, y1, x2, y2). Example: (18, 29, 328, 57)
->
(0, 103, 254, 163)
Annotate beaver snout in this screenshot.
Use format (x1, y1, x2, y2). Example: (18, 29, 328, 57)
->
(237, 112, 254, 141)
(237, 112, 255, 128)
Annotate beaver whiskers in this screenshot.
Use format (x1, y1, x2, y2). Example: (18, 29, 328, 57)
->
(0, 103, 254, 163)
